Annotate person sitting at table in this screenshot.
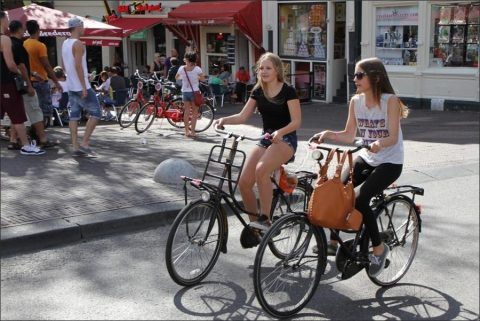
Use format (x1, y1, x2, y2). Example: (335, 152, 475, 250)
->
(233, 66, 250, 103)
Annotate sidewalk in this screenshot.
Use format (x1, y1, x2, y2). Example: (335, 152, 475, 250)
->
(1, 102, 479, 256)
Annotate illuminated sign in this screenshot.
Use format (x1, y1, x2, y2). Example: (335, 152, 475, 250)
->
(118, 1, 162, 15)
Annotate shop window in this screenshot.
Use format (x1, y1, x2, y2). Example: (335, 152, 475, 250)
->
(278, 3, 328, 60)
(430, 3, 479, 68)
(375, 5, 419, 66)
(206, 33, 230, 74)
(313, 62, 326, 100)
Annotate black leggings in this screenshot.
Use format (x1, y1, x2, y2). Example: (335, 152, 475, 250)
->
(331, 157, 403, 247)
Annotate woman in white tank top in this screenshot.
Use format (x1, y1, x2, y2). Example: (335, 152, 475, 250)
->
(312, 57, 409, 277)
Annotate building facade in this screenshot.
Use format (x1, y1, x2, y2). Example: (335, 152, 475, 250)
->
(361, 1, 479, 110)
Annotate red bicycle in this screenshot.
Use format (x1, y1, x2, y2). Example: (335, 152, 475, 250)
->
(117, 70, 153, 128)
(134, 80, 215, 134)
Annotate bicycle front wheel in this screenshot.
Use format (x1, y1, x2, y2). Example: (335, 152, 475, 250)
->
(368, 196, 420, 286)
(118, 100, 142, 128)
(253, 214, 326, 318)
(135, 103, 157, 133)
(165, 200, 225, 286)
(194, 101, 215, 133)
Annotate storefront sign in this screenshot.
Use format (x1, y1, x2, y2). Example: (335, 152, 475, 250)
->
(130, 30, 147, 40)
(118, 1, 162, 15)
(376, 6, 418, 26)
(82, 39, 121, 47)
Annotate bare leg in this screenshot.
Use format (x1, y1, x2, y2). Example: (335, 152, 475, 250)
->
(256, 142, 294, 219)
(80, 117, 99, 148)
(238, 146, 266, 221)
(31, 121, 47, 143)
(12, 123, 30, 146)
(69, 120, 79, 150)
(183, 101, 192, 136)
(189, 105, 199, 135)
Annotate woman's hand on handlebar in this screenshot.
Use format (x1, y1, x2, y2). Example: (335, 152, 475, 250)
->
(270, 130, 283, 144)
(213, 118, 226, 130)
(369, 140, 381, 153)
(310, 130, 330, 145)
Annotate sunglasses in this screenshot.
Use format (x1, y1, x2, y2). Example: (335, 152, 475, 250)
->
(353, 72, 367, 80)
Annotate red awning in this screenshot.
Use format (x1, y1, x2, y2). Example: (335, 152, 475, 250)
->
(6, 4, 122, 46)
(108, 17, 162, 37)
(163, 0, 262, 49)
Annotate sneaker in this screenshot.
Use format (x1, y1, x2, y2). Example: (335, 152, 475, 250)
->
(249, 215, 271, 232)
(20, 141, 45, 155)
(78, 146, 98, 157)
(313, 241, 338, 256)
(368, 243, 390, 277)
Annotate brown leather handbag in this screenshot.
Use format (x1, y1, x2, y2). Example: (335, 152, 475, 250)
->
(307, 148, 362, 231)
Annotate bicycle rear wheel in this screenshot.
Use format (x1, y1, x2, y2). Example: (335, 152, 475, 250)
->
(165, 199, 225, 286)
(135, 103, 157, 133)
(166, 98, 185, 129)
(253, 214, 325, 318)
(368, 196, 420, 286)
(118, 100, 142, 128)
(194, 101, 215, 133)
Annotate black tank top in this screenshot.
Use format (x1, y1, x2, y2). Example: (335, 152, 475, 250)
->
(1, 34, 14, 84)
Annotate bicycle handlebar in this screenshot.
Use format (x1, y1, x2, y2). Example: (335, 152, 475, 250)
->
(308, 136, 371, 153)
(214, 124, 270, 141)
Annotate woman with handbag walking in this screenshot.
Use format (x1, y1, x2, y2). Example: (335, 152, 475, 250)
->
(176, 52, 205, 138)
(213, 52, 301, 246)
(311, 57, 408, 277)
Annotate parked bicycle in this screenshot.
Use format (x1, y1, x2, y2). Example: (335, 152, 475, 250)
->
(117, 70, 153, 128)
(134, 78, 215, 134)
(165, 125, 318, 286)
(252, 139, 424, 318)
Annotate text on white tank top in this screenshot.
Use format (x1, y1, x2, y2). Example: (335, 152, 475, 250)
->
(61, 38, 91, 92)
(353, 93, 404, 166)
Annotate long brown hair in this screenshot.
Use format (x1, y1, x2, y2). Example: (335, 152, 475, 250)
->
(252, 52, 285, 103)
(356, 57, 409, 118)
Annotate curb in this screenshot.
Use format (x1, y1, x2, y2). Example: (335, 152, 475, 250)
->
(0, 200, 185, 257)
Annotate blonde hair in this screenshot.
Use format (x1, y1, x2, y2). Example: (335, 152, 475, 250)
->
(356, 57, 409, 118)
(252, 52, 285, 103)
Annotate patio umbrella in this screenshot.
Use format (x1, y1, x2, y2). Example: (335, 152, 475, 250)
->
(6, 3, 123, 46)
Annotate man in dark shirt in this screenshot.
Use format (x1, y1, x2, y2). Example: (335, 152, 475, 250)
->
(9, 20, 57, 148)
(109, 66, 126, 104)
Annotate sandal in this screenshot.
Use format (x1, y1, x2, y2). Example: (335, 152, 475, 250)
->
(7, 142, 21, 150)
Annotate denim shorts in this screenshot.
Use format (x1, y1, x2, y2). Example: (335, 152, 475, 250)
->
(257, 132, 298, 153)
(68, 88, 102, 120)
(182, 91, 194, 102)
(32, 81, 52, 118)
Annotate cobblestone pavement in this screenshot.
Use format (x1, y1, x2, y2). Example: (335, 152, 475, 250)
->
(1, 103, 478, 229)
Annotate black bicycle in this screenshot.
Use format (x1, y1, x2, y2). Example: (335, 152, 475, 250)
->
(165, 125, 318, 286)
(253, 140, 424, 318)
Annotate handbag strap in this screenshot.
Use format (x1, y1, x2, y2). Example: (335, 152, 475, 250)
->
(335, 150, 354, 182)
(316, 148, 338, 184)
(184, 67, 195, 92)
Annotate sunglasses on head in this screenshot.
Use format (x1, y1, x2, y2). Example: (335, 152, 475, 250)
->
(353, 71, 367, 80)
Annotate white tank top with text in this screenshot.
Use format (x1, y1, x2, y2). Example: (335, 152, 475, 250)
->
(61, 38, 91, 92)
(353, 93, 404, 166)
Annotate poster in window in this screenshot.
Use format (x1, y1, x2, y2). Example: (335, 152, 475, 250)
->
(438, 26, 451, 43)
(452, 6, 467, 24)
(468, 5, 480, 24)
(465, 44, 479, 65)
(467, 25, 479, 43)
(312, 62, 326, 101)
(439, 6, 452, 24)
(451, 25, 465, 43)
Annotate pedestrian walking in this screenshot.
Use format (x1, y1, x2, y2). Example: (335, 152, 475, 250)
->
(311, 57, 408, 277)
(175, 52, 205, 138)
(0, 11, 44, 155)
(164, 48, 178, 77)
(213, 52, 301, 246)
(61, 17, 102, 157)
(8, 20, 58, 149)
(24, 19, 61, 127)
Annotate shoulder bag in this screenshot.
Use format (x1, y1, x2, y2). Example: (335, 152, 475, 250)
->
(14, 74, 28, 95)
(184, 67, 204, 106)
(307, 149, 363, 231)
